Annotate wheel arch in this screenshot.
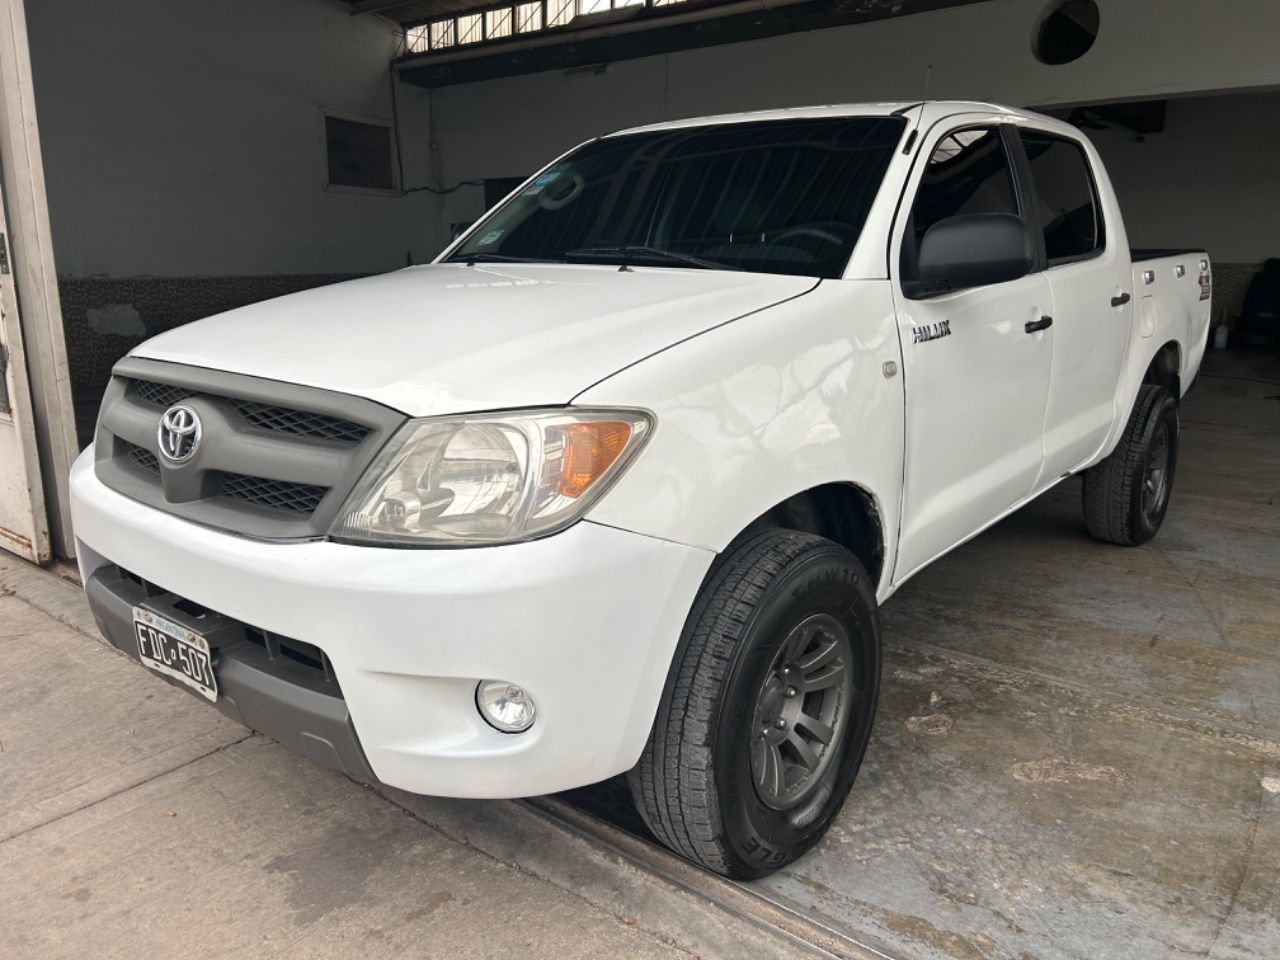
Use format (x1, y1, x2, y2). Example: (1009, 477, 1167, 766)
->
(731, 482, 887, 594)
(1143, 340, 1182, 401)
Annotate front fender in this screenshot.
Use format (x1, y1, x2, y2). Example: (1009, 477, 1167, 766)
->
(576, 279, 905, 602)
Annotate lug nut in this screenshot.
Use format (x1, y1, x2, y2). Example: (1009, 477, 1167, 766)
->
(785, 686, 797, 698)
(775, 718, 787, 730)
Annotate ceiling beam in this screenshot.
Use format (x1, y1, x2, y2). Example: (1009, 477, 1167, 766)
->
(398, 0, 994, 88)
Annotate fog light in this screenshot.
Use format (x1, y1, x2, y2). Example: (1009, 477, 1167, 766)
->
(476, 680, 537, 733)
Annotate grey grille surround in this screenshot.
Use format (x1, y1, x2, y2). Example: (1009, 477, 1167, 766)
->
(95, 357, 407, 540)
(128, 378, 372, 445)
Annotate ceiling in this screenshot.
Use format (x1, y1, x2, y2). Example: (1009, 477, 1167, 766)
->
(347, 0, 997, 88)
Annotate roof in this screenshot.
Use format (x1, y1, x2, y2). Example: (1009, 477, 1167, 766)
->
(608, 101, 1044, 137)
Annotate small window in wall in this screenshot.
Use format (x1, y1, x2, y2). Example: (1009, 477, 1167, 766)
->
(546, 1, 573, 26)
(1019, 131, 1103, 263)
(517, 2, 545, 32)
(485, 8, 512, 39)
(324, 115, 396, 192)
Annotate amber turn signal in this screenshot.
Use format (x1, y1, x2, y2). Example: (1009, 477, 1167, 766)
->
(557, 420, 634, 499)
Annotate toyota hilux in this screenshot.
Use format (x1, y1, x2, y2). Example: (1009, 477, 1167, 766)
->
(70, 101, 1211, 877)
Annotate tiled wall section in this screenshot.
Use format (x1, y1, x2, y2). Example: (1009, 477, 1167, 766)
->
(1210, 262, 1261, 325)
(60, 273, 365, 433)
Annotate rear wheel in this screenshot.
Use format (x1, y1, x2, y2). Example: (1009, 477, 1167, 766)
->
(627, 529, 881, 878)
(1082, 384, 1179, 546)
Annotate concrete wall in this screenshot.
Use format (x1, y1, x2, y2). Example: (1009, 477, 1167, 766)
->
(25, 0, 442, 431)
(425, 0, 1280, 276)
(1089, 93, 1279, 265)
(28, 0, 439, 279)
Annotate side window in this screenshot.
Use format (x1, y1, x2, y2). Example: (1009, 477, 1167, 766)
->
(1019, 130, 1103, 264)
(901, 127, 1020, 285)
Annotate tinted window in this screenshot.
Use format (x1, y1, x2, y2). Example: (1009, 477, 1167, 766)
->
(901, 127, 1019, 284)
(1020, 131, 1102, 263)
(448, 117, 906, 279)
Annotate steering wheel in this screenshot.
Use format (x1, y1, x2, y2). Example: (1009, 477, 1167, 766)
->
(769, 222, 853, 249)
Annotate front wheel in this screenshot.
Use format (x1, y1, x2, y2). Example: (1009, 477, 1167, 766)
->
(627, 529, 881, 879)
(1082, 384, 1180, 546)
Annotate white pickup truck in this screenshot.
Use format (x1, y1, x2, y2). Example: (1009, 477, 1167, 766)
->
(71, 101, 1211, 878)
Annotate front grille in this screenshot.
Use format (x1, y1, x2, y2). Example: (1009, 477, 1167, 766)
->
(99, 360, 404, 540)
(124, 441, 160, 474)
(131, 379, 195, 409)
(230, 400, 370, 444)
(221, 474, 329, 514)
(121, 438, 328, 515)
(129, 378, 369, 446)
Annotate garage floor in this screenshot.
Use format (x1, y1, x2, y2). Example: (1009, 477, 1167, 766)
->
(746, 348, 1280, 959)
(2, 349, 1277, 960)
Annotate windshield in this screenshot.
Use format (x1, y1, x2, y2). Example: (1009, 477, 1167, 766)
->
(446, 116, 906, 279)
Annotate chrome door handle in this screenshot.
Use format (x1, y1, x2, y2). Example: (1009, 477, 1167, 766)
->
(1112, 293, 1131, 307)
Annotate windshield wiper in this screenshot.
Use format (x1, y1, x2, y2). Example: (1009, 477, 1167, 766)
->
(563, 245, 734, 271)
(448, 252, 556, 264)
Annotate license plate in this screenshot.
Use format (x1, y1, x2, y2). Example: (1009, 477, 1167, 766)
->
(133, 607, 218, 702)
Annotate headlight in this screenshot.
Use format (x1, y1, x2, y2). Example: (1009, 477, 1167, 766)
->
(330, 408, 652, 546)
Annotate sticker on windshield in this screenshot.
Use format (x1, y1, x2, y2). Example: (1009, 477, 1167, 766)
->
(523, 171, 561, 195)
(476, 230, 504, 247)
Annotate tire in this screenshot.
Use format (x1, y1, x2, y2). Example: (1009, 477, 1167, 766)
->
(1082, 384, 1179, 546)
(627, 529, 881, 879)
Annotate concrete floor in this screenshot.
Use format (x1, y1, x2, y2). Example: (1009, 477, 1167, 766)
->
(0, 590, 701, 960)
(2, 349, 1277, 960)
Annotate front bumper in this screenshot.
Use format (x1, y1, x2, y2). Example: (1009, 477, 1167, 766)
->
(70, 448, 713, 797)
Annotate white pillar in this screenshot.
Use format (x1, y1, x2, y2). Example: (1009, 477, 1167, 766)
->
(0, 0, 78, 560)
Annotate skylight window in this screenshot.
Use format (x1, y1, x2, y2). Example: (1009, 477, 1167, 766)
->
(407, 0, 691, 57)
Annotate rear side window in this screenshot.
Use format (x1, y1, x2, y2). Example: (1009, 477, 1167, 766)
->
(901, 127, 1019, 284)
(1019, 131, 1103, 264)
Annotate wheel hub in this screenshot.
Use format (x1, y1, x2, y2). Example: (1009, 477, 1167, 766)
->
(749, 613, 855, 811)
(1143, 422, 1172, 520)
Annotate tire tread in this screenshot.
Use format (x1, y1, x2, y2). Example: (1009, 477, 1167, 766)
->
(627, 529, 850, 874)
(1083, 383, 1172, 546)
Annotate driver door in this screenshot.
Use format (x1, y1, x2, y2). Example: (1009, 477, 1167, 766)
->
(891, 124, 1053, 582)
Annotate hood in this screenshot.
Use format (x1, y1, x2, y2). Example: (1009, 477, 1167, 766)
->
(132, 263, 818, 416)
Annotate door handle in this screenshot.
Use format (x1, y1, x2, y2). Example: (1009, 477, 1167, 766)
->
(1025, 316, 1053, 334)
(1111, 293, 1131, 307)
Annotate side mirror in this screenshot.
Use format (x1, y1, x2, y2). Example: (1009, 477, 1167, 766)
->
(915, 213, 1034, 295)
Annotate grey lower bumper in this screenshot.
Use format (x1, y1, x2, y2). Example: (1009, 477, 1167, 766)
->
(85, 564, 377, 784)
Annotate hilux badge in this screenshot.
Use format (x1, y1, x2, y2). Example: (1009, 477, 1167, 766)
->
(911, 320, 951, 344)
(158, 404, 202, 464)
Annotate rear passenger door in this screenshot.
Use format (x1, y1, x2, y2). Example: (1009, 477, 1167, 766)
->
(1017, 127, 1132, 483)
(891, 125, 1053, 581)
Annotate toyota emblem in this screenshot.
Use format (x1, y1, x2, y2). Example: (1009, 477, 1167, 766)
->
(158, 404, 202, 464)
